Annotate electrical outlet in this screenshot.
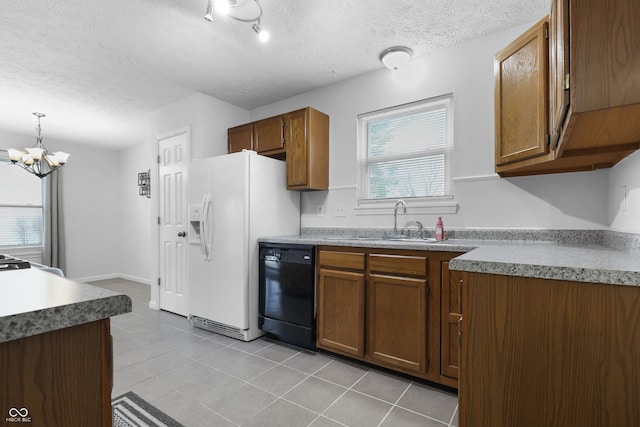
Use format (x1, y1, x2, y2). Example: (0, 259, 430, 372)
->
(335, 204, 347, 217)
(621, 185, 627, 212)
(317, 205, 325, 216)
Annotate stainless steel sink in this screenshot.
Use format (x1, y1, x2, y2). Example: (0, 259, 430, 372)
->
(322, 236, 442, 242)
(321, 236, 380, 241)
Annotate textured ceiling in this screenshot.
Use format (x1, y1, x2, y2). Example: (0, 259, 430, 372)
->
(0, 0, 550, 149)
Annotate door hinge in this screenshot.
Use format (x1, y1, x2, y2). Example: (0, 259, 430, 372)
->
(544, 27, 549, 39)
(157, 155, 161, 164)
(563, 73, 570, 90)
(157, 216, 161, 225)
(426, 285, 430, 297)
(425, 358, 430, 370)
(546, 134, 551, 145)
(157, 277, 161, 287)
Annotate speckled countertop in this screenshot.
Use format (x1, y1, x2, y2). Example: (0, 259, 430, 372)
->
(0, 268, 132, 343)
(260, 228, 640, 287)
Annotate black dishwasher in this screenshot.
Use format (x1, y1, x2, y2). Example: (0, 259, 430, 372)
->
(259, 243, 316, 350)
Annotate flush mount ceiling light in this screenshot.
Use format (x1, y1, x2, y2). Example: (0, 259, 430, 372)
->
(204, 0, 270, 43)
(7, 113, 70, 179)
(379, 46, 413, 70)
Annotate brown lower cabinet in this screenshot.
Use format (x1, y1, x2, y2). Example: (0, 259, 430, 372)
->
(317, 246, 462, 387)
(0, 319, 113, 427)
(440, 260, 464, 387)
(459, 272, 640, 427)
(316, 249, 366, 357)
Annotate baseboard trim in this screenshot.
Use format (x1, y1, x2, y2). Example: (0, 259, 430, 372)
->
(120, 274, 151, 285)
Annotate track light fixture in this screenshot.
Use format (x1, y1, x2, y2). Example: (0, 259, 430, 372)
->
(251, 23, 269, 43)
(204, 0, 269, 43)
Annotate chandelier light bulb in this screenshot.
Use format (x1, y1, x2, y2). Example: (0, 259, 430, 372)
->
(7, 148, 23, 162)
(53, 151, 70, 164)
(26, 147, 44, 160)
(21, 153, 34, 166)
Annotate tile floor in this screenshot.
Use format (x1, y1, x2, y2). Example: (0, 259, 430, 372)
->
(90, 278, 459, 427)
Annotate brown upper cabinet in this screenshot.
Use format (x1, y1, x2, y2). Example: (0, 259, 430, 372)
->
(227, 107, 329, 190)
(254, 115, 286, 156)
(227, 123, 253, 154)
(495, 0, 640, 177)
(494, 17, 550, 167)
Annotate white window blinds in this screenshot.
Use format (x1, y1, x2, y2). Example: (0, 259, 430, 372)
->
(0, 163, 43, 247)
(357, 94, 454, 202)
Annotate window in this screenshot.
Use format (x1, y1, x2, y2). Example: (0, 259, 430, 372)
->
(357, 94, 454, 205)
(0, 163, 43, 247)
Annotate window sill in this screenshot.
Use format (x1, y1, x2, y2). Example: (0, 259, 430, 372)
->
(354, 198, 458, 216)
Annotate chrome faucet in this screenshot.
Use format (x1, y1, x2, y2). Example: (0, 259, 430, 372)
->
(408, 220, 423, 239)
(393, 200, 407, 236)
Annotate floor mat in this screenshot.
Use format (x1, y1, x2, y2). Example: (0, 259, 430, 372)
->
(112, 391, 184, 427)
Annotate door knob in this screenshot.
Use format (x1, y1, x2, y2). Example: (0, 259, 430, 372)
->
(177, 231, 186, 237)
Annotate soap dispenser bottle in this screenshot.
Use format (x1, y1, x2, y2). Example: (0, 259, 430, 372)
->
(435, 217, 445, 241)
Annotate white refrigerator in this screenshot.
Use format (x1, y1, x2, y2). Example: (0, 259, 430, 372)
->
(187, 150, 300, 341)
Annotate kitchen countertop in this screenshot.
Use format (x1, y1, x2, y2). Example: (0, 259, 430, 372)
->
(260, 232, 640, 287)
(0, 268, 132, 343)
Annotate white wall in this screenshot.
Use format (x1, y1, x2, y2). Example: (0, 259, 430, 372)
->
(0, 130, 122, 280)
(248, 22, 611, 231)
(608, 150, 640, 233)
(150, 92, 250, 160)
(55, 140, 121, 280)
(118, 141, 153, 283)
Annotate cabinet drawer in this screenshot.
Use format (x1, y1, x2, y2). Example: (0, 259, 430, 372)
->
(369, 254, 428, 277)
(319, 251, 365, 271)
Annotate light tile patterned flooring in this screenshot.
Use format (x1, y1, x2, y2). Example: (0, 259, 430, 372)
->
(90, 278, 459, 427)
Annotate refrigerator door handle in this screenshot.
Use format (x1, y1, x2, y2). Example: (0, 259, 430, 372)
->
(200, 193, 212, 261)
(199, 194, 206, 259)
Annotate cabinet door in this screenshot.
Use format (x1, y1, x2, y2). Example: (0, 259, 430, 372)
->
(495, 18, 550, 166)
(549, 0, 570, 149)
(254, 115, 284, 154)
(317, 268, 365, 357)
(441, 261, 463, 381)
(228, 123, 253, 153)
(460, 273, 640, 427)
(367, 274, 427, 374)
(285, 109, 309, 188)
(0, 320, 113, 427)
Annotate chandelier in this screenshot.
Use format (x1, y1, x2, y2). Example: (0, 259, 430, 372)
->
(7, 113, 70, 179)
(204, 0, 270, 42)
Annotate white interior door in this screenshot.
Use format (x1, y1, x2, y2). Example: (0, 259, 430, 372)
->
(158, 131, 189, 316)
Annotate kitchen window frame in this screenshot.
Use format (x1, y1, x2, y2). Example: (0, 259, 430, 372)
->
(355, 94, 458, 215)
